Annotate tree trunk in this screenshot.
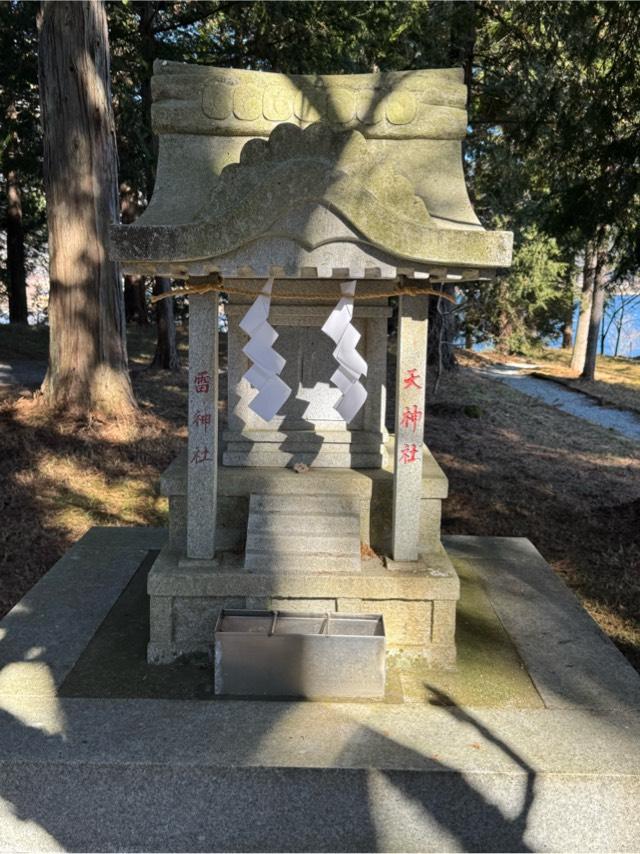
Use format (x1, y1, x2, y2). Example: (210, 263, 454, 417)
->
(561, 272, 574, 349)
(427, 282, 457, 372)
(570, 242, 595, 373)
(124, 275, 149, 324)
(494, 279, 514, 354)
(150, 277, 180, 370)
(581, 250, 607, 381)
(38, 0, 136, 416)
(614, 315, 623, 357)
(137, 1, 181, 370)
(6, 170, 29, 324)
(120, 188, 149, 325)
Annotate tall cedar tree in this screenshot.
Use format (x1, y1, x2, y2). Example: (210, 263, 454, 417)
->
(38, 0, 136, 416)
(0, 2, 41, 323)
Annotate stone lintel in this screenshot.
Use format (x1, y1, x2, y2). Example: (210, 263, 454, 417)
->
(222, 428, 385, 446)
(226, 300, 393, 317)
(160, 441, 449, 500)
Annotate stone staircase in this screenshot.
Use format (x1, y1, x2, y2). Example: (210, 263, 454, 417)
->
(244, 494, 362, 573)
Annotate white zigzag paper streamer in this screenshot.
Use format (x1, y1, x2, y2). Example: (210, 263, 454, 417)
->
(321, 280, 368, 423)
(240, 277, 291, 422)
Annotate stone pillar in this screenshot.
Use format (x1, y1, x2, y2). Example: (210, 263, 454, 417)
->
(187, 293, 219, 559)
(391, 295, 429, 561)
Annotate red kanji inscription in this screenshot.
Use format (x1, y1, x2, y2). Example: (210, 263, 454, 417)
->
(190, 446, 212, 465)
(400, 443, 419, 464)
(194, 371, 210, 394)
(192, 409, 212, 431)
(403, 368, 422, 389)
(400, 404, 423, 433)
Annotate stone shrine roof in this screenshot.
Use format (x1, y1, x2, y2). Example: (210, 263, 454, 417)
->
(109, 62, 512, 281)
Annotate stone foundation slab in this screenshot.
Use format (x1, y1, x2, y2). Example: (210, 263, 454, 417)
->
(1, 528, 639, 851)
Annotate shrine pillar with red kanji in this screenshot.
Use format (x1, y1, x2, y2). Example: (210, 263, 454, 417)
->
(391, 294, 429, 562)
(187, 293, 219, 559)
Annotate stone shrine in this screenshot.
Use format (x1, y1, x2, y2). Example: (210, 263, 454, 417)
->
(110, 61, 512, 668)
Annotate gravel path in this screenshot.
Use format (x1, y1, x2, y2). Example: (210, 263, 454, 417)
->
(470, 363, 640, 442)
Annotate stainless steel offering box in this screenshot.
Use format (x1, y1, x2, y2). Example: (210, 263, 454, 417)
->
(214, 609, 386, 699)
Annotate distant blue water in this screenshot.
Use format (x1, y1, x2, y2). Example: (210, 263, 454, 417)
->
(559, 295, 640, 358)
(471, 295, 640, 358)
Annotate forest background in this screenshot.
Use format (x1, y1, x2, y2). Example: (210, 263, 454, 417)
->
(2, 0, 640, 388)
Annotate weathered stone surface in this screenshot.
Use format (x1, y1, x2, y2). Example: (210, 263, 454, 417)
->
(222, 448, 384, 468)
(109, 62, 513, 278)
(431, 599, 457, 645)
(392, 295, 429, 561)
(149, 543, 458, 599)
(2, 706, 640, 851)
(161, 441, 447, 553)
(420, 498, 442, 554)
(244, 493, 362, 573)
(445, 535, 640, 711)
(168, 495, 186, 551)
(187, 293, 218, 559)
(162, 441, 449, 500)
(363, 599, 432, 647)
(224, 300, 389, 467)
(269, 598, 337, 612)
(0, 530, 166, 692)
(148, 597, 173, 647)
(3, 527, 640, 851)
(151, 64, 468, 137)
(173, 595, 244, 649)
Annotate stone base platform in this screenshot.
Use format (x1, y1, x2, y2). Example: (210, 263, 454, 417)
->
(154, 443, 457, 666)
(1, 527, 639, 852)
(147, 543, 459, 665)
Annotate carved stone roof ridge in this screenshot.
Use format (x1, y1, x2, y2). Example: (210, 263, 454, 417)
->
(109, 63, 512, 280)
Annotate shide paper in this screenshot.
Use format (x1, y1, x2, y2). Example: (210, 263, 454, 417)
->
(240, 278, 291, 422)
(322, 280, 368, 423)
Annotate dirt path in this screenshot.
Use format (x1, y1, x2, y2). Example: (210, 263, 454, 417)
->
(0, 359, 46, 389)
(469, 363, 640, 442)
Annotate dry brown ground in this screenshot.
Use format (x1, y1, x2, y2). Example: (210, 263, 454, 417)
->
(1, 329, 638, 671)
(0, 327, 189, 617)
(427, 351, 640, 670)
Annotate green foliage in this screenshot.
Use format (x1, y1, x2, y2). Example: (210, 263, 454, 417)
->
(472, 1, 640, 271)
(462, 224, 569, 354)
(459, 1, 640, 353)
(3, 0, 639, 351)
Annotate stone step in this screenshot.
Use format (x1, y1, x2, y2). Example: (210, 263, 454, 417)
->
(248, 494, 361, 515)
(248, 513, 359, 536)
(244, 492, 362, 573)
(244, 552, 362, 573)
(245, 532, 361, 557)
